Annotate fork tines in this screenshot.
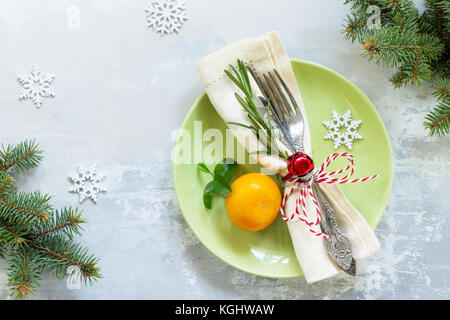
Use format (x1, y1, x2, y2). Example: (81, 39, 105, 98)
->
(249, 68, 300, 121)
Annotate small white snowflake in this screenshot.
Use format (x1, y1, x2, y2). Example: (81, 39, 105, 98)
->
(18, 66, 55, 108)
(69, 164, 106, 204)
(145, 0, 187, 35)
(323, 110, 363, 150)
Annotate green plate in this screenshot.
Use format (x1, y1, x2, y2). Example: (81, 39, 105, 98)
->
(173, 59, 393, 278)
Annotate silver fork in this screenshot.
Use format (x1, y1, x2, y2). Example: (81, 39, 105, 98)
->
(249, 68, 356, 276)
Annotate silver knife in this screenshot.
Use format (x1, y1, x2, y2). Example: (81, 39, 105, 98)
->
(257, 95, 356, 276)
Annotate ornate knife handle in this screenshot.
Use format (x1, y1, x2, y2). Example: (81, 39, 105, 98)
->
(255, 96, 356, 275)
(311, 184, 356, 276)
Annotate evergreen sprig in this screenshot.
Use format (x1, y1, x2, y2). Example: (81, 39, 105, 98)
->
(0, 139, 43, 173)
(33, 207, 84, 240)
(0, 140, 101, 299)
(343, 0, 450, 136)
(32, 236, 101, 285)
(224, 59, 288, 159)
(7, 248, 43, 299)
(424, 78, 450, 135)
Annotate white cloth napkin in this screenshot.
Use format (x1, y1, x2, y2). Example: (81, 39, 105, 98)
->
(197, 32, 380, 283)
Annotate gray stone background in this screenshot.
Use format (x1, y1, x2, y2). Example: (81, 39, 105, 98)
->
(0, 0, 449, 299)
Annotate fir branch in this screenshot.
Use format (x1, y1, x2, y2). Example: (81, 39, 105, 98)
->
(0, 139, 43, 174)
(389, 53, 432, 87)
(32, 236, 102, 285)
(418, 1, 450, 54)
(379, 0, 419, 31)
(0, 172, 16, 198)
(425, 77, 450, 135)
(344, 0, 450, 135)
(0, 245, 5, 259)
(344, 0, 419, 41)
(0, 140, 101, 298)
(424, 99, 450, 136)
(0, 217, 29, 247)
(33, 207, 84, 240)
(7, 248, 43, 299)
(433, 78, 450, 101)
(389, 68, 408, 87)
(343, 12, 370, 42)
(431, 56, 450, 79)
(436, 1, 450, 36)
(361, 27, 442, 68)
(427, 0, 450, 41)
(0, 191, 52, 225)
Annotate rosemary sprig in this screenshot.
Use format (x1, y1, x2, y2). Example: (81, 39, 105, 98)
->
(224, 59, 287, 159)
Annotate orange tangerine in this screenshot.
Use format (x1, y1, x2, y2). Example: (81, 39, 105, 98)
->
(225, 173, 282, 232)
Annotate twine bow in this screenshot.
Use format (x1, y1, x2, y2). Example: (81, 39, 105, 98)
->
(280, 152, 379, 240)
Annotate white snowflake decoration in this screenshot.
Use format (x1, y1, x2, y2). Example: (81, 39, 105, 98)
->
(69, 164, 106, 204)
(18, 66, 55, 108)
(145, 0, 187, 35)
(323, 110, 363, 150)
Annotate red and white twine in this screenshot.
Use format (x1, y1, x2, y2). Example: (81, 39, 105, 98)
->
(280, 152, 378, 240)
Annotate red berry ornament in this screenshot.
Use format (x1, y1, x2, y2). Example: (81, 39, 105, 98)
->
(287, 152, 314, 177)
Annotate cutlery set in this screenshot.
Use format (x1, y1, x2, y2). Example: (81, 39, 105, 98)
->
(248, 67, 356, 276)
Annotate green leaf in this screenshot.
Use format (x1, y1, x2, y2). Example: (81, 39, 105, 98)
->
(201, 158, 236, 209)
(202, 178, 231, 209)
(197, 163, 213, 176)
(213, 158, 237, 180)
(230, 64, 243, 86)
(202, 181, 215, 209)
(214, 175, 232, 194)
(224, 69, 244, 91)
(238, 59, 251, 93)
